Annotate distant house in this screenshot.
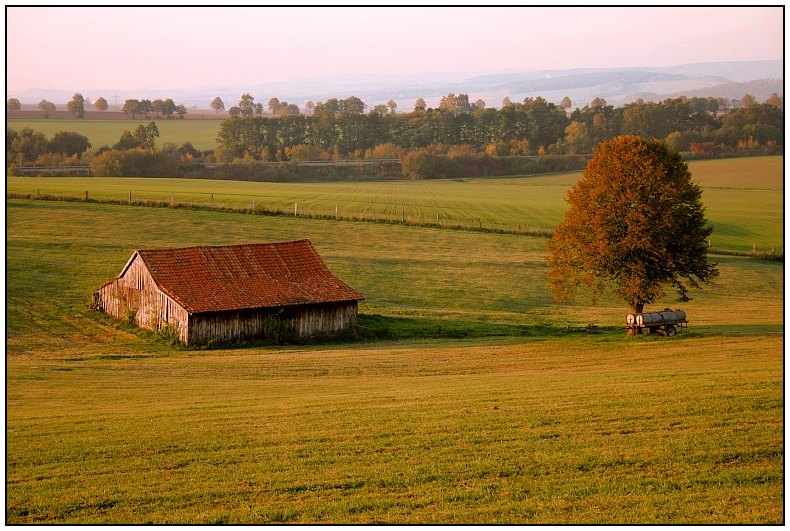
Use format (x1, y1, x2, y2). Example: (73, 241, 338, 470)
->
(94, 240, 364, 345)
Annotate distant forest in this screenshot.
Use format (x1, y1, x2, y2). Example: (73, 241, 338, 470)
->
(7, 92, 784, 181)
(213, 93, 784, 162)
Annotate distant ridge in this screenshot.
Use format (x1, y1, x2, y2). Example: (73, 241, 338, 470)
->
(7, 60, 782, 112)
(660, 78, 783, 102)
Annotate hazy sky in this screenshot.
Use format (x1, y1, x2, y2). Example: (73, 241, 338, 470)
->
(6, 6, 784, 92)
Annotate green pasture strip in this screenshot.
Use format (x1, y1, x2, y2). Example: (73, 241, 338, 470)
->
(689, 156, 783, 190)
(687, 157, 784, 252)
(6, 337, 783, 524)
(6, 175, 567, 235)
(6, 119, 222, 151)
(6, 155, 783, 254)
(6, 199, 783, 358)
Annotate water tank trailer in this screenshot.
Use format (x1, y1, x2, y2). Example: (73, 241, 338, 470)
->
(625, 308, 688, 336)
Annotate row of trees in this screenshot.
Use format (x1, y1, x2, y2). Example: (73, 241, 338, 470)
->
(7, 93, 94, 119)
(12, 90, 778, 117)
(122, 98, 187, 119)
(214, 94, 783, 162)
(208, 94, 401, 117)
(213, 96, 575, 161)
(7, 122, 162, 166)
(205, 91, 781, 118)
(7, 119, 589, 182)
(7, 94, 188, 119)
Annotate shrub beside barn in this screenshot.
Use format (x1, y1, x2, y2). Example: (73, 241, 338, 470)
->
(94, 240, 364, 345)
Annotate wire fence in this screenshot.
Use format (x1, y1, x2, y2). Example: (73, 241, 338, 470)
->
(7, 190, 783, 261)
(8, 189, 555, 239)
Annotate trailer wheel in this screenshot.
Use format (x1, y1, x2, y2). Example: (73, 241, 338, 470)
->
(666, 325, 677, 337)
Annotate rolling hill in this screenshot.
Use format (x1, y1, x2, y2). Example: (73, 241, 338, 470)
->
(7, 60, 782, 113)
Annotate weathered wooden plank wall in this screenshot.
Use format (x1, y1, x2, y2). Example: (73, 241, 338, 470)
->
(188, 302, 358, 345)
(95, 255, 189, 343)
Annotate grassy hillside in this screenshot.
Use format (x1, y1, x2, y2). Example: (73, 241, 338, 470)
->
(6, 119, 222, 151)
(684, 157, 784, 252)
(7, 156, 784, 254)
(6, 199, 783, 354)
(5, 198, 784, 524)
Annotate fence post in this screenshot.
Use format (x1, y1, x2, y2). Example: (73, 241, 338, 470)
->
(252, 199, 256, 210)
(170, 192, 174, 207)
(129, 190, 132, 204)
(85, 191, 89, 202)
(294, 203, 298, 215)
(211, 193, 214, 208)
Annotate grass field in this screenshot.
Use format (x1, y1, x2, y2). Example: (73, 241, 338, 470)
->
(7, 118, 222, 151)
(5, 192, 784, 523)
(7, 336, 783, 524)
(6, 155, 784, 255)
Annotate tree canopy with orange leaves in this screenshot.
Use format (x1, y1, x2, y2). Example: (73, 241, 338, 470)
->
(546, 135, 718, 314)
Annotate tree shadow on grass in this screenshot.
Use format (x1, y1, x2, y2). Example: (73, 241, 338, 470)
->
(192, 313, 611, 350)
(688, 323, 783, 337)
(357, 316, 783, 343)
(356, 313, 612, 341)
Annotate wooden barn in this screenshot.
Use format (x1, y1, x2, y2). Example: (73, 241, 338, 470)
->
(94, 239, 364, 345)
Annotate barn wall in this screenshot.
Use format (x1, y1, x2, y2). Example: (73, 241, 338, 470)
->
(95, 256, 189, 343)
(188, 302, 358, 345)
(288, 302, 358, 338)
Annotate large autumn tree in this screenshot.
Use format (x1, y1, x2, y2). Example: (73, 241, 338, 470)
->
(546, 135, 718, 323)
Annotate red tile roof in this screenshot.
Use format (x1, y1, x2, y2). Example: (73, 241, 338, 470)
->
(123, 240, 364, 314)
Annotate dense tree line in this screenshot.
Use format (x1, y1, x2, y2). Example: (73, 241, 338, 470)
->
(7, 128, 91, 166)
(214, 96, 572, 161)
(214, 94, 783, 164)
(6, 122, 163, 167)
(122, 98, 187, 119)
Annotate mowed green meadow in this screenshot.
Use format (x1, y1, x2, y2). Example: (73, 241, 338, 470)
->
(5, 156, 784, 524)
(7, 118, 222, 151)
(7, 156, 784, 254)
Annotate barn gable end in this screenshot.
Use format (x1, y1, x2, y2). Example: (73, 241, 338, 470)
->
(94, 240, 364, 345)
